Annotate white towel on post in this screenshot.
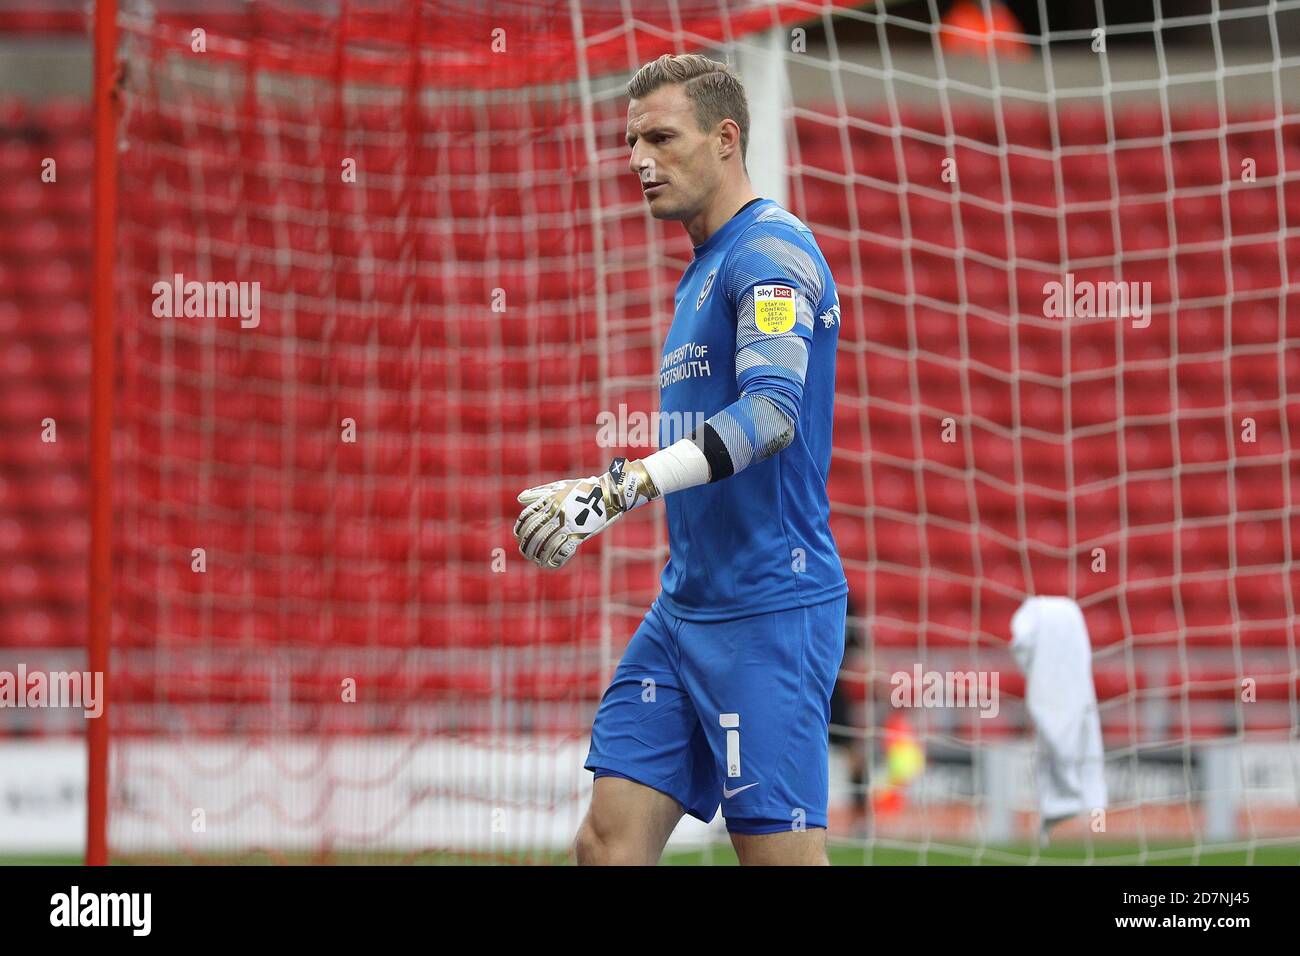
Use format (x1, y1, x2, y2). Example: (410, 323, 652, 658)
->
(1010, 596, 1108, 838)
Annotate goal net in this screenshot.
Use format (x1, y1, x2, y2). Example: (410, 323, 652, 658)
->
(102, 0, 1299, 863)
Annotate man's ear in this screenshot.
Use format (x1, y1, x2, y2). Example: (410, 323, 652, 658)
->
(718, 118, 741, 161)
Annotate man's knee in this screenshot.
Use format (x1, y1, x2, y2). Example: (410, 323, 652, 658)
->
(574, 815, 651, 866)
(573, 776, 684, 865)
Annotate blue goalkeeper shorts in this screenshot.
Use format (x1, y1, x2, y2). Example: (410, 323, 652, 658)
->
(585, 594, 848, 835)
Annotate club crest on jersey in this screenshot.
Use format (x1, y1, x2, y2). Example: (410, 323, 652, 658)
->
(753, 284, 796, 334)
(696, 268, 717, 310)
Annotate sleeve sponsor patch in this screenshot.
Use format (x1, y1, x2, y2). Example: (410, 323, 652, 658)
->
(753, 284, 797, 334)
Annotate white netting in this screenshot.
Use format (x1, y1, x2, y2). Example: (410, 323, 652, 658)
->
(102, 0, 1299, 863)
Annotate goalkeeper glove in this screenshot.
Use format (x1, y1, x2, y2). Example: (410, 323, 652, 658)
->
(513, 457, 659, 569)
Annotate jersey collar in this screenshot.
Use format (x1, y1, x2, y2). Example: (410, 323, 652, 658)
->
(691, 197, 770, 259)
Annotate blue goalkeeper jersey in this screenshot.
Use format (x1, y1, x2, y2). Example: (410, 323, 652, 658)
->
(655, 197, 847, 621)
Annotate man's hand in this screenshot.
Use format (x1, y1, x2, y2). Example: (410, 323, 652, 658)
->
(513, 458, 659, 569)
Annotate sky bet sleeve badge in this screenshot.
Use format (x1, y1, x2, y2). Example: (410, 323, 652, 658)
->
(753, 284, 797, 334)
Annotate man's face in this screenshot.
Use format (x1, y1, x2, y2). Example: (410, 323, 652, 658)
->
(626, 83, 723, 221)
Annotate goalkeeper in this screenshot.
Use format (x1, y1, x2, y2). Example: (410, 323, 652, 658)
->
(513, 53, 847, 866)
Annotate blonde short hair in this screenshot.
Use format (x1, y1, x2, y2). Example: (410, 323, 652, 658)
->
(627, 53, 750, 162)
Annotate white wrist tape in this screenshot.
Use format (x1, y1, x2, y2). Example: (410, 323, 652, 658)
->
(641, 438, 711, 496)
